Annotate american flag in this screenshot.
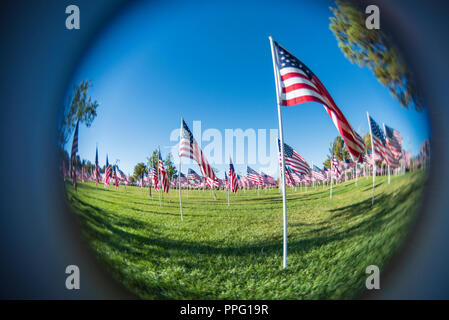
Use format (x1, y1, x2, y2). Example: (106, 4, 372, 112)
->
(278, 139, 310, 175)
(332, 156, 341, 176)
(312, 165, 325, 181)
(272, 41, 365, 162)
(229, 158, 238, 193)
(95, 145, 100, 185)
(261, 172, 277, 186)
(224, 172, 228, 190)
(368, 115, 388, 163)
(158, 149, 169, 193)
(187, 168, 201, 182)
(178, 172, 187, 186)
(113, 166, 119, 190)
(179, 119, 217, 189)
(384, 124, 402, 169)
(290, 169, 303, 185)
(70, 121, 79, 187)
(150, 166, 159, 191)
(104, 154, 110, 187)
(285, 166, 296, 186)
(246, 166, 260, 185)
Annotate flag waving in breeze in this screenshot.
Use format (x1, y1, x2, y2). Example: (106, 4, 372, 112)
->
(179, 119, 217, 189)
(312, 165, 325, 181)
(95, 145, 100, 185)
(332, 156, 341, 176)
(114, 165, 119, 190)
(187, 168, 201, 182)
(246, 166, 260, 185)
(368, 115, 392, 165)
(104, 154, 110, 187)
(150, 166, 159, 191)
(272, 41, 365, 162)
(158, 148, 169, 193)
(229, 158, 238, 194)
(224, 172, 229, 190)
(278, 139, 310, 175)
(384, 124, 402, 168)
(70, 121, 79, 188)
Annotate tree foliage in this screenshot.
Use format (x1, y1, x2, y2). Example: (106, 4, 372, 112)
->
(58, 80, 100, 147)
(164, 153, 177, 181)
(363, 133, 372, 153)
(323, 136, 351, 168)
(329, 0, 424, 110)
(133, 162, 148, 180)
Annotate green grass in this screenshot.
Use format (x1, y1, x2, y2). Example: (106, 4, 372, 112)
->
(66, 171, 426, 299)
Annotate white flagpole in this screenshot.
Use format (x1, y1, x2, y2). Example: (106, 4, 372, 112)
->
(178, 118, 184, 220)
(269, 36, 288, 269)
(367, 112, 376, 205)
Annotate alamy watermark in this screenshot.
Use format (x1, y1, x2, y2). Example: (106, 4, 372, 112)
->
(169, 121, 279, 174)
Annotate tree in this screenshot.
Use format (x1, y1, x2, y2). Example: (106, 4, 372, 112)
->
(58, 80, 100, 148)
(147, 149, 160, 171)
(164, 153, 177, 181)
(323, 136, 351, 168)
(329, 0, 424, 110)
(133, 163, 148, 181)
(363, 133, 372, 153)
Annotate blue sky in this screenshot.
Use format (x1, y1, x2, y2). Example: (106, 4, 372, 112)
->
(67, 0, 430, 178)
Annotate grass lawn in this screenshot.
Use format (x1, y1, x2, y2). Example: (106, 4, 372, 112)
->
(66, 171, 426, 299)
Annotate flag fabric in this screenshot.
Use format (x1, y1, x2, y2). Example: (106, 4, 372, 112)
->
(187, 168, 201, 182)
(285, 166, 296, 186)
(384, 124, 401, 169)
(312, 165, 325, 181)
(104, 155, 110, 187)
(70, 121, 79, 186)
(368, 115, 388, 162)
(229, 158, 238, 193)
(272, 41, 365, 162)
(95, 146, 100, 184)
(224, 172, 229, 190)
(278, 139, 310, 175)
(179, 119, 217, 189)
(158, 149, 169, 193)
(385, 124, 402, 159)
(114, 166, 119, 190)
(246, 166, 260, 185)
(150, 166, 159, 191)
(332, 156, 341, 176)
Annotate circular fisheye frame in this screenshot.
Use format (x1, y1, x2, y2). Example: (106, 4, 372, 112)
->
(58, 0, 430, 299)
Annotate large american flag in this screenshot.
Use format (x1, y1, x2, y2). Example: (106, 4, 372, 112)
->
(158, 150, 169, 193)
(104, 154, 110, 187)
(246, 166, 260, 185)
(272, 41, 365, 162)
(70, 121, 79, 187)
(150, 166, 159, 191)
(229, 158, 238, 193)
(278, 139, 310, 175)
(384, 124, 402, 168)
(179, 119, 217, 189)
